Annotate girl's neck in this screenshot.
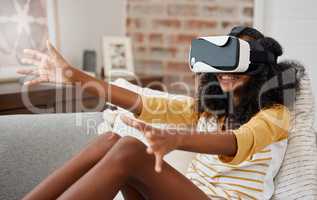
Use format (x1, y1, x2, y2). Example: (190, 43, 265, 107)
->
(233, 92, 241, 107)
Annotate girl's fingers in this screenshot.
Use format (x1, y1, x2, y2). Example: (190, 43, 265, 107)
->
(24, 49, 46, 60)
(16, 68, 39, 76)
(40, 57, 51, 69)
(146, 130, 165, 141)
(21, 58, 41, 66)
(47, 40, 63, 60)
(146, 147, 154, 154)
(154, 153, 163, 173)
(121, 115, 147, 132)
(145, 130, 154, 139)
(24, 77, 49, 86)
(121, 115, 164, 173)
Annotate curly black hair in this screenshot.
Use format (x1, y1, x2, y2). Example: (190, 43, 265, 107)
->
(196, 27, 304, 129)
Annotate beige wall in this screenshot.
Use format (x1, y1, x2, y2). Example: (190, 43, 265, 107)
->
(254, 0, 317, 128)
(48, 0, 126, 69)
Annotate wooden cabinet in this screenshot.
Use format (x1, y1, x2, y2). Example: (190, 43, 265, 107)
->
(0, 75, 162, 115)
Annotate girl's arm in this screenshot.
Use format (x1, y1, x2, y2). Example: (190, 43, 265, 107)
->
(122, 104, 290, 173)
(69, 67, 142, 115)
(17, 41, 198, 123)
(121, 116, 237, 172)
(17, 41, 142, 115)
(176, 131, 237, 156)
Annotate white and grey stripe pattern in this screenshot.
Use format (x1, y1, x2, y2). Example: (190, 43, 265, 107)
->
(271, 72, 317, 200)
(187, 69, 317, 199)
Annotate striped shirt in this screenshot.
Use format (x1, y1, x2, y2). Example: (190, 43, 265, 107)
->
(138, 96, 290, 200)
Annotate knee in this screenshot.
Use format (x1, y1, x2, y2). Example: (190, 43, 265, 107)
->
(108, 137, 147, 168)
(92, 132, 121, 149)
(99, 132, 121, 144)
(85, 132, 121, 161)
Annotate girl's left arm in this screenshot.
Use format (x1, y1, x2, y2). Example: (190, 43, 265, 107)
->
(121, 116, 237, 173)
(121, 105, 290, 173)
(176, 131, 237, 156)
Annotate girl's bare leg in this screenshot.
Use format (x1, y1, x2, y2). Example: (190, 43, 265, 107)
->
(58, 136, 211, 200)
(22, 133, 145, 200)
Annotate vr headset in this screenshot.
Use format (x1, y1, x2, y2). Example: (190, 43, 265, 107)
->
(189, 36, 276, 73)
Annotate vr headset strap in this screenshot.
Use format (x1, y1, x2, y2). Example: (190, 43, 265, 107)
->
(250, 50, 276, 65)
(229, 26, 248, 37)
(249, 41, 276, 65)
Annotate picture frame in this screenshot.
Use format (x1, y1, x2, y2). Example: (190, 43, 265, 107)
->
(102, 36, 135, 78)
(0, 0, 51, 82)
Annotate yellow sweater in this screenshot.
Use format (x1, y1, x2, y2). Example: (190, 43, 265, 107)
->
(138, 96, 290, 165)
(137, 96, 291, 199)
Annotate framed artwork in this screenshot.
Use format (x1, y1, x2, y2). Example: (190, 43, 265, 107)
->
(102, 36, 135, 78)
(0, 0, 48, 68)
(0, 0, 60, 82)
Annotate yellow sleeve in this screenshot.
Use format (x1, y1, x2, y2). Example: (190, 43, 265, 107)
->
(137, 96, 198, 125)
(219, 105, 291, 165)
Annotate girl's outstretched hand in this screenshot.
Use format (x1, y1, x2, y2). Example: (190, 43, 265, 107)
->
(17, 41, 73, 86)
(121, 115, 181, 173)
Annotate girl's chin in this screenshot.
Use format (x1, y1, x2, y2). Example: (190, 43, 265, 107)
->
(219, 83, 239, 92)
(220, 82, 245, 92)
(220, 87, 235, 92)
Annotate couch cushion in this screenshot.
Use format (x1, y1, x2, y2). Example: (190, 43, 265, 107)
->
(0, 112, 103, 200)
(272, 71, 317, 199)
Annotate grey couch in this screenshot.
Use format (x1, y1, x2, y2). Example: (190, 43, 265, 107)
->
(1, 110, 317, 200)
(0, 112, 105, 200)
(0, 111, 194, 200)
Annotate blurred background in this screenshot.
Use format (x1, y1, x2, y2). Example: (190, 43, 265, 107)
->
(0, 0, 317, 122)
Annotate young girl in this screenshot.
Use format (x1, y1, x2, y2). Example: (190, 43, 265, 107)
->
(18, 26, 300, 200)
